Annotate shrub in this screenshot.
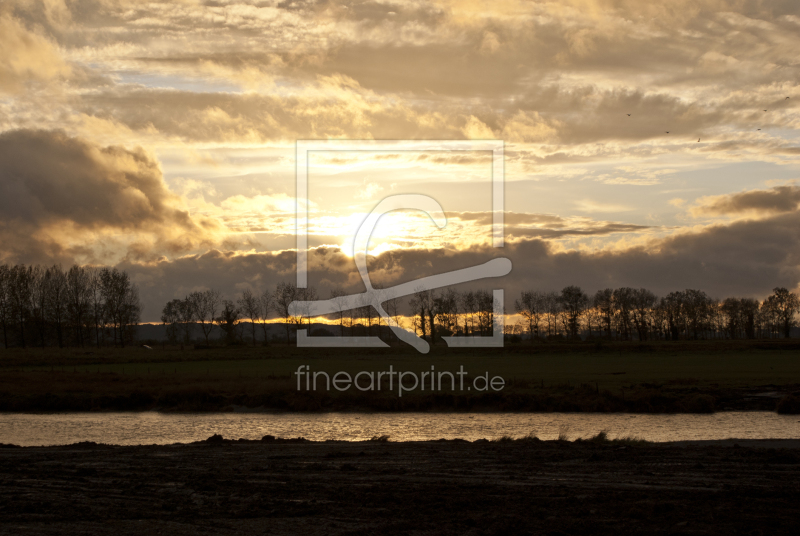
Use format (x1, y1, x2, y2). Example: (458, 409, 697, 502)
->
(777, 395, 800, 414)
(679, 394, 715, 413)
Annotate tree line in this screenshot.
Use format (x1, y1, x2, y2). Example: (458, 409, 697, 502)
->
(4, 260, 796, 349)
(160, 283, 409, 346)
(0, 263, 141, 349)
(512, 286, 800, 342)
(160, 284, 501, 346)
(160, 283, 319, 346)
(162, 283, 800, 346)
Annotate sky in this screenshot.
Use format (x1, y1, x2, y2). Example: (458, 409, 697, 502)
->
(1, 0, 799, 322)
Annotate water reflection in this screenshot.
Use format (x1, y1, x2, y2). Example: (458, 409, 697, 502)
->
(1, 412, 798, 446)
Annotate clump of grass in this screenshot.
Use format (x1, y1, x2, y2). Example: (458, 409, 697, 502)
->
(493, 435, 515, 443)
(612, 435, 650, 446)
(368, 434, 390, 442)
(588, 430, 609, 443)
(557, 424, 571, 441)
(576, 431, 650, 446)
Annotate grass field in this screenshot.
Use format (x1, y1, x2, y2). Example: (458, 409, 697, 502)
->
(1, 340, 799, 413)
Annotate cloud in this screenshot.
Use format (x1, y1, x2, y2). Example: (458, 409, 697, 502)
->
(115, 203, 800, 321)
(691, 185, 800, 216)
(0, 12, 71, 93)
(574, 200, 634, 213)
(0, 129, 222, 264)
(1, 0, 798, 170)
(454, 211, 653, 239)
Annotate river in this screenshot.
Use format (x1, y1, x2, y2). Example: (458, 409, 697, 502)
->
(1, 411, 799, 446)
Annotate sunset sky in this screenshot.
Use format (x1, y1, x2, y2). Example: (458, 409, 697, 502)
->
(1, 0, 800, 321)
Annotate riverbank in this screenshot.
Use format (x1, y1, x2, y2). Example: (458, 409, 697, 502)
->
(0, 371, 797, 413)
(1, 435, 798, 535)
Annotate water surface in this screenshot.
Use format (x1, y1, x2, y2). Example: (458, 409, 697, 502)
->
(2, 412, 799, 446)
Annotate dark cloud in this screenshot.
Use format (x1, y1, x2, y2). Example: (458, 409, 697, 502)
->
(693, 185, 800, 215)
(0, 129, 221, 263)
(77, 86, 469, 142)
(456, 211, 567, 226)
(71, 81, 797, 146)
(454, 211, 653, 238)
(122, 209, 800, 321)
(507, 223, 653, 239)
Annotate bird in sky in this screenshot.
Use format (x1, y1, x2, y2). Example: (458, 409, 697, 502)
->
(758, 128, 761, 130)
(764, 109, 767, 112)
(627, 114, 631, 116)
(698, 138, 701, 142)
(787, 97, 791, 99)
(665, 131, 670, 133)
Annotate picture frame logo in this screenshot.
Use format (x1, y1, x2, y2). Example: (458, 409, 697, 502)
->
(290, 140, 511, 353)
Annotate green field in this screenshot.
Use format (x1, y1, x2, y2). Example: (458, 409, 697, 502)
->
(1, 341, 799, 412)
(4, 340, 800, 387)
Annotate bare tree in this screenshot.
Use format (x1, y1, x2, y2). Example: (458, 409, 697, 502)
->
(612, 288, 634, 340)
(120, 283, 142, 345)
(13, 266, 33, 348)
(434, 288, 460, 336)
(740, 298, 759, 339)
(760, 297, 780, 338)
(585, 300, 602, 339)
(354, 290, 371, 336)
(721, 297, 741, 339)
(259, 288, 274, 345)
(515, 290, 545, 343)
(330, 287, 347, 336)
(409, 288, 433, 342)
(169, 297, 196, 346)
(295, 286, 318, 328)
(30, 265, 48, 347)
(100, 268, 140, 347)
(100, 268, 122, 347)
(593, 289, 614, 338)
(476, 289, 494, 336)
(238, 289, 261, 347)
(631, 288, 657, 341)
(766, 287, 799, 338)
(0, 265, 10, 349)
(542, 291, 560, 338)
(215, 299, 241, 345)
(383, 292, 405, 335)
(188, 289, 220, 346)
(46, 265, 68, 348)
(161, 299, 183, 346)
(87, 267, 104, 348)
(66, 265, 90, 347)
(274, 282, 297, 344)
(683, 289, 712, 340)
(461, 291, 477, 336)
(661, 291, 684, 340)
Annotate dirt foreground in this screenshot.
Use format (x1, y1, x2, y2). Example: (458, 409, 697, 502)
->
(1, 437, 798, 535)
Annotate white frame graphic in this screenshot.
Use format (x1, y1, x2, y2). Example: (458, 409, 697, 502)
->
(293, 140, 507, 352)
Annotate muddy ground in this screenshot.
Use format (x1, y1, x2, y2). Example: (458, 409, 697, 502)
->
(0, 437, 799, 535)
